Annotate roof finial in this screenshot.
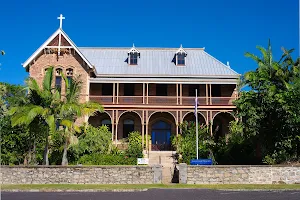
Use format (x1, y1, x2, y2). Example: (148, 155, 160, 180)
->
(180, 44, 183, 48)
(132, 43, 135, 48)
(227, 61, 230, 67)
(57, 14, 65, 29)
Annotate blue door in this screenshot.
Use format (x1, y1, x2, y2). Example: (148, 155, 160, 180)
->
(151, 121, 171, 151)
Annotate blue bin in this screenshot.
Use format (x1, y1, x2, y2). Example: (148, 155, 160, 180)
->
(190, 159, 213, 165)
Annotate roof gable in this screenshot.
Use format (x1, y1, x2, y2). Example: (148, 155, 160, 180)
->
(22, 28, 94, 69)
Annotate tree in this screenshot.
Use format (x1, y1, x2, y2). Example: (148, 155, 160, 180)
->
(8, 67, 60, 165)
(0, 83, 38, 165)
(234, 40, 300, 164)
(59, 74, 103, 165)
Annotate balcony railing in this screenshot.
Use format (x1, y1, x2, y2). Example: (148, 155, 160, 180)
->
(90, 95, 236, 106)
(210, 97, 235, 105)
(148, 96, 177, 105)
(89, 96, 114, 104)
(119, 96, 143, 104)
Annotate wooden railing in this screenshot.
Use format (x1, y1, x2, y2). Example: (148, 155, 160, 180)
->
(119, 96, 143, 104)
(148, 96, 177, 105)
(89, 95, 236, 106)
(210, 97, 235, 105)
(89, 96, 114, 104)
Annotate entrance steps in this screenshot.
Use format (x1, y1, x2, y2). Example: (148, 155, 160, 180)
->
(148, 151, 177, 184)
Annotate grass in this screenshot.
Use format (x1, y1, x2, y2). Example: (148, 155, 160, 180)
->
(1, 184, 300, 191)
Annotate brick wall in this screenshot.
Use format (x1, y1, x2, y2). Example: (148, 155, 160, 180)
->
(29, 52, 90, 103)
(1, 165, 162, 184)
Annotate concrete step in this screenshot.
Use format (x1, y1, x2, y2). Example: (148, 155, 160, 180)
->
(148, 151, 176, 184)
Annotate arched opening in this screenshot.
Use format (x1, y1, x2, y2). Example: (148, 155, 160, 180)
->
(148, 112, 176, 151)
(182, 112, 206, 125)
(118, 112, 142, 139)
(88, 112, 112, 131)
(212, 112, 235, 142)
(123, 119, 135, 138)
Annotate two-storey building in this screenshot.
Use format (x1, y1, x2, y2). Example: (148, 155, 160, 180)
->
(23, 15, 240, 151)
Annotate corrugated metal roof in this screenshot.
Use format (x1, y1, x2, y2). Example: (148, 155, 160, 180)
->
(78, 47, 240, 77)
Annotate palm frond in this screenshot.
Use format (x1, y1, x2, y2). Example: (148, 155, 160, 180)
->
(245, 52, 262, 63)
(45, 115, 55, 134)
(43, 67, 54, 91)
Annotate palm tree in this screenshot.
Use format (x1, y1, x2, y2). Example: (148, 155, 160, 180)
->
(59, 74, 103, 165)
(8, 67, 59, 165)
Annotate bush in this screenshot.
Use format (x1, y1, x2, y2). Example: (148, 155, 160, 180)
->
(70, 125, 112, 159)
(174, 121, 215, 164)
(77, 154, 136, 165)
(125, 131, 143, 158)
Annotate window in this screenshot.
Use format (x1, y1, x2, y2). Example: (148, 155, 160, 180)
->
(66, 68, 73, 76)
(177, 53, 185, 65)
(129, 53, 138, 65)
(55, 68, 62, 91)
(156, 84, 168, 96)
(188, 85, 199, 96)
(124, 84, 135, 96)
(176, 45, 187, 66)
(123, 119, 134, 138)
(128, 45, 140, 65)
(66, 68, 73, 85)
(102, 83, 113, 96)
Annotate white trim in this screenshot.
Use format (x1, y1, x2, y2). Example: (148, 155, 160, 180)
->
(127, 43, 140, 54)
(176, 44, 187, 54)
(45, 46, 73, 48)
(89, 77, 239, 84)
(22, 28, 94, 70)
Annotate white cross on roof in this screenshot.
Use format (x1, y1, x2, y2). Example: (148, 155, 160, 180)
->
(57, 14, 65, 29)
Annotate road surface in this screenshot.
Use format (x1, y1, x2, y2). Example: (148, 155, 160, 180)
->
(2, 189, 300, 200)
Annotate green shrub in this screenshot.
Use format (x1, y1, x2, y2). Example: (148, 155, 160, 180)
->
(77, 154, 136, 165)
(174, 121, 215, 164)
(125, 131, 143, 158)
(70, 125, 112, 158)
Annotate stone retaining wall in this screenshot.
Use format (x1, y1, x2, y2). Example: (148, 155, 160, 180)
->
(178, 164, 300, 184)
(1, 165, 162, 184)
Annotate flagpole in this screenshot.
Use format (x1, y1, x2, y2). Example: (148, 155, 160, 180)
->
(195, 89, 199, 160)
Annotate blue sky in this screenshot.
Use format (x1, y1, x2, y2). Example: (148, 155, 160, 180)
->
(0, 0, 298, 85)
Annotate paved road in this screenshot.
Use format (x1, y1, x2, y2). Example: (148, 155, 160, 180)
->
(2, 189, 300, 200)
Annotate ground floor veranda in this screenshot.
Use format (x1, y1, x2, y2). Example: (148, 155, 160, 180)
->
(88, 109, 236, 151)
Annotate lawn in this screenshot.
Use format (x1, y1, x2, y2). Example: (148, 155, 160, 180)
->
(1, 184, 300, 191)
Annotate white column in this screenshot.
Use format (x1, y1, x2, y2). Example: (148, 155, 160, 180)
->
(117, 83, 119, 104)
(142, 110, 145, 149)
(209, 84, 212, 105)
(176, 84, 179, 105)
(115, 110, 118, 145)
(146, 83, 149, 104)
(111, 110, 115, 141)
(206, 84, 208, 105)
(180, 84, 182, 105)
(113, 83, 115, 104)
(143, 83, 145, 104)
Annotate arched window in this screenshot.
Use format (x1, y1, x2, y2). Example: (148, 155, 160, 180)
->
(66, 68, 74, 85)
(66, 68, 73, 76)
(101, 119, 112, 131)
(55, 68, 62, 91)
(44, 67, 49, 74)
(123, 119, 134, 138)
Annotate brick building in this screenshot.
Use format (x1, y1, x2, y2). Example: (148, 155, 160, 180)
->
(23, 15, 240, 151)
